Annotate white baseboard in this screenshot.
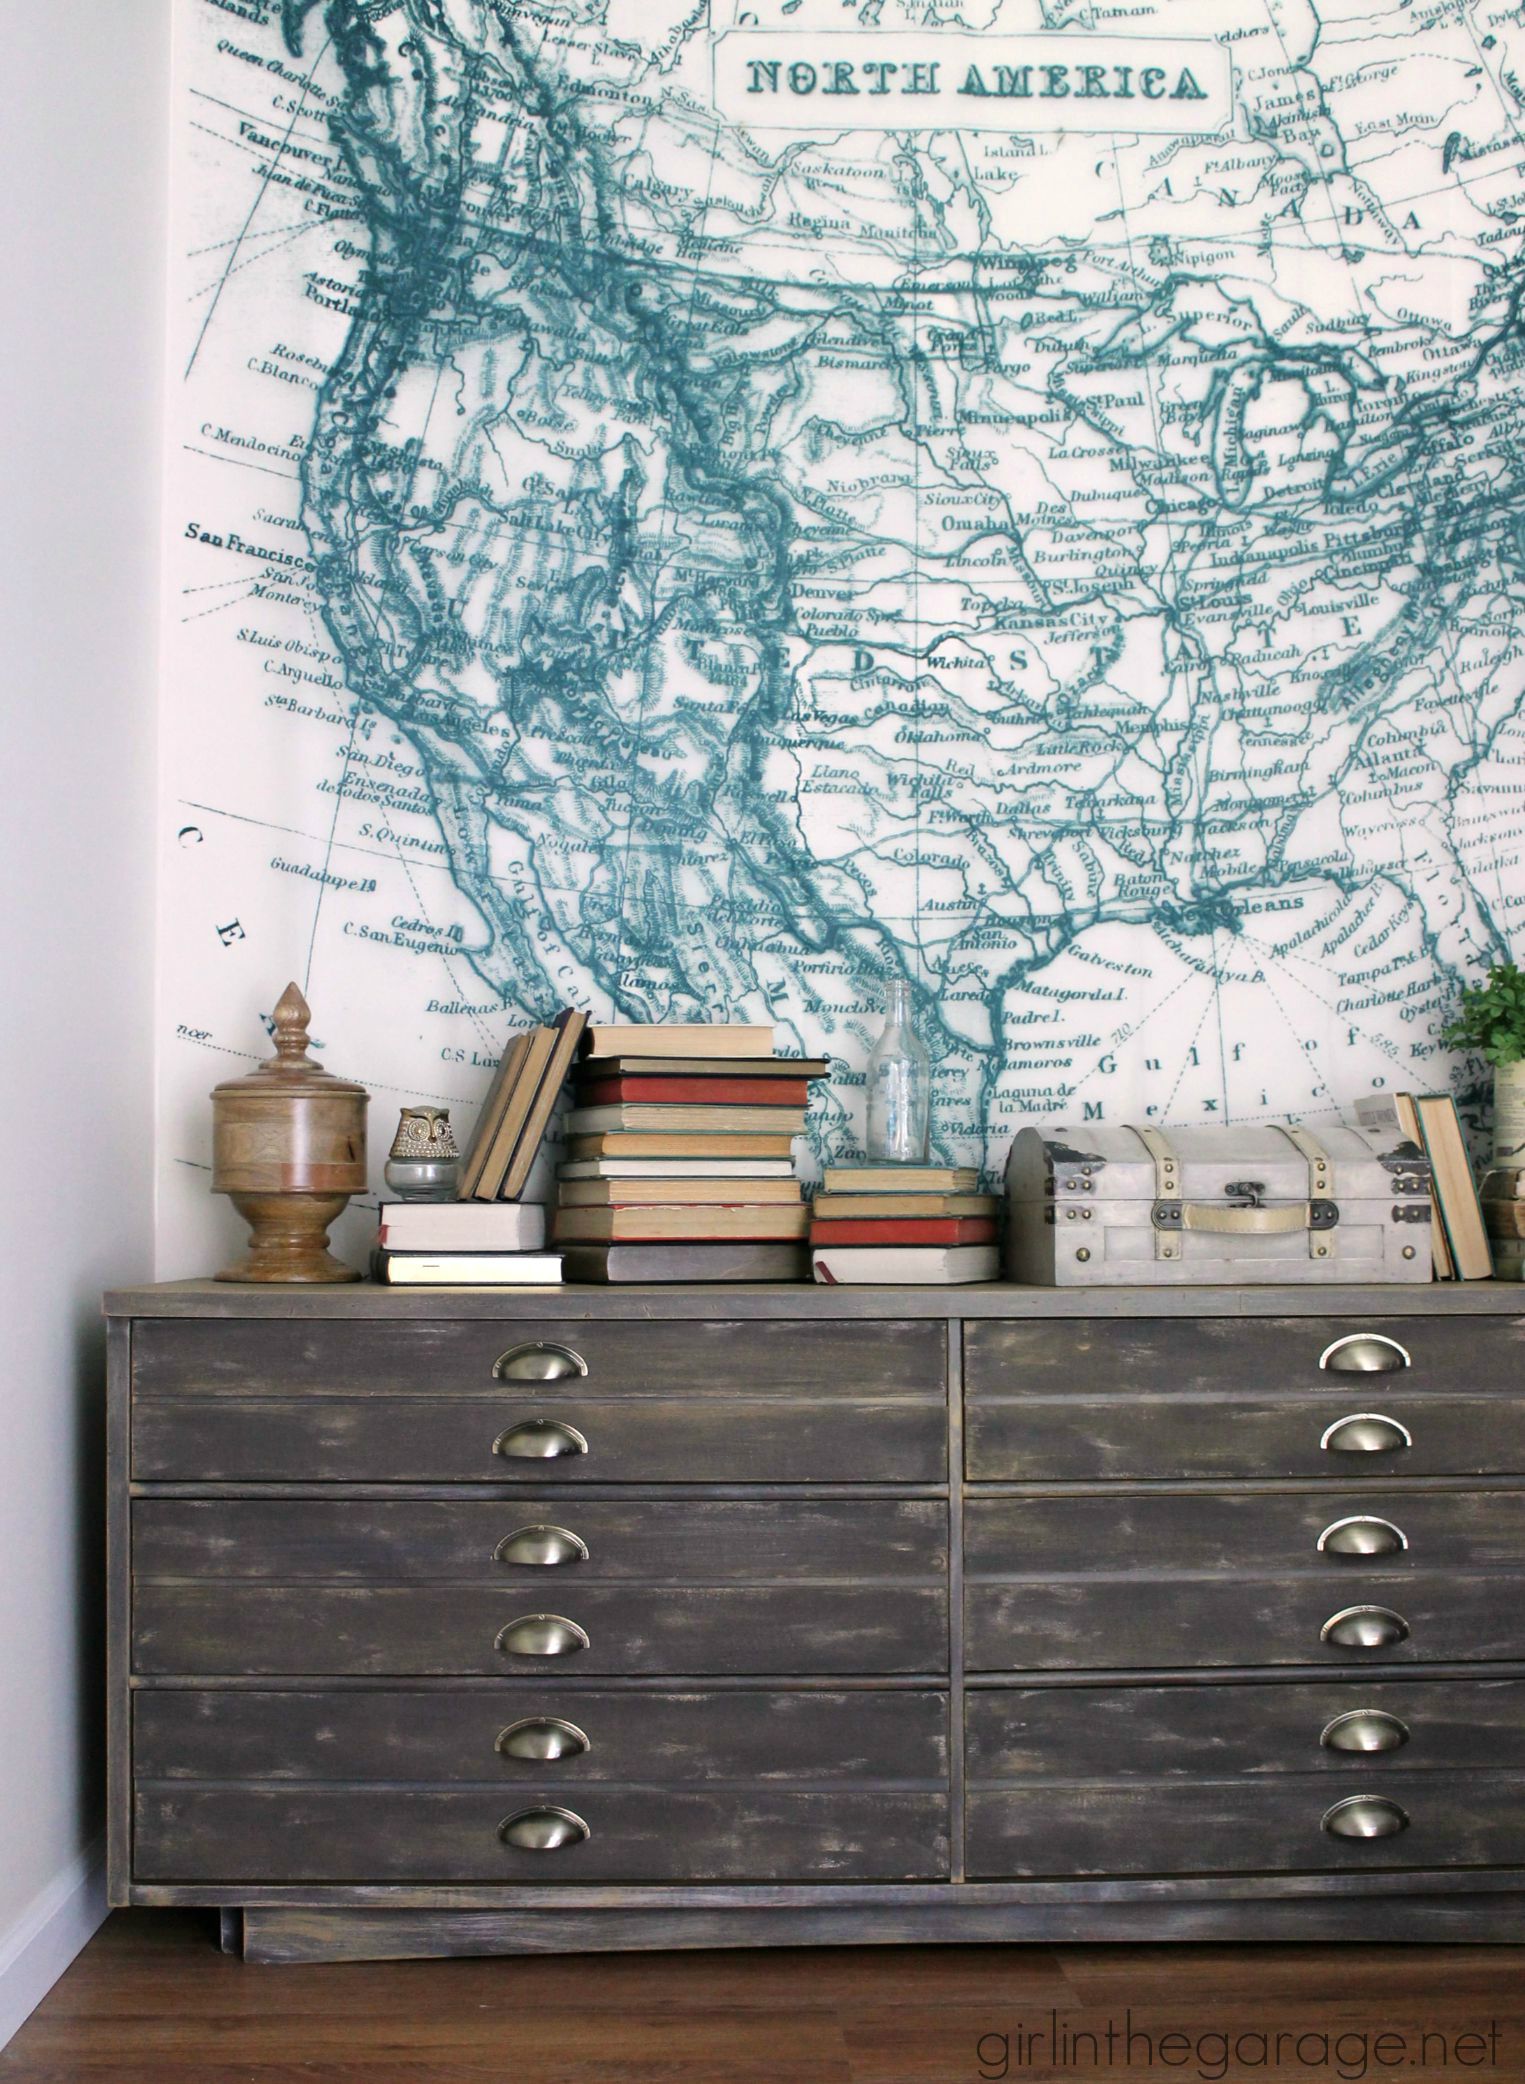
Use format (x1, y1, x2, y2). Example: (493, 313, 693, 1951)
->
(0, 1835, 109, 2054)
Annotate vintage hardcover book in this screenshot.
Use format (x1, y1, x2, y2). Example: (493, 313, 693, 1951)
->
(581, 1024, 775, 1060)
(581, 1055, 830, 1080)
(553, 1204, 808, 1242)
(372, 1251, 563, 1286)
(811, 1243, 999, 1285)
(558, 1240, 807, 1283)
(498, 1008, 588, 1201)
(470, 1023, 560, 1200)
(557, 1178, 802, 1206)
(576, 1075, 812, 1108)
(809, 1192, 998, 1219)
(1353, 1091, 1452, 1277)
(808, 1217, 995, 1246)
(378, 1202, 546, 1251)
(558, 1157, 796, 1181)
(565, 1103, 806, 1135)
(456, 1031, 531, 1198)
(566, 1132, 798, 1160)
(820, 1164, 980, 1194)
(1415, 1094, 1492, 1279)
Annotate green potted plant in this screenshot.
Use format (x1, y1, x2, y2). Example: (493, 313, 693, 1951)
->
(1443, 962, 1525, 1163)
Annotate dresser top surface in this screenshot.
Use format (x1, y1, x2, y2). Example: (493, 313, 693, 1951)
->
(104, 1278, 1525, 1321)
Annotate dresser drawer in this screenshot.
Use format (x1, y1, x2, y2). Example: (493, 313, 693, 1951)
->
(966, 1677, 1525, 1780)
(135, 1784, 950, 1883)
(135, 1496, 948, 1584)
(133, 1318, 945, 1400)
(966, 1773, 1525, 1879)
(133, 1395, 944, 1484)
(135, 1687, 949, 1784)
(966, 1571, 1525, 1671)
(964, 1318, 1525, 1481)
(966, 1490, 1525, 1578)
(134, 1583, 948, 1677)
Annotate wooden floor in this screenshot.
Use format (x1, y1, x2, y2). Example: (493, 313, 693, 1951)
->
(3, 1911, 1523, 2081)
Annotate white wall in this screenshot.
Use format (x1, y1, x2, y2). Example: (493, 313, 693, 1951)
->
(0, 0, 169, 2046)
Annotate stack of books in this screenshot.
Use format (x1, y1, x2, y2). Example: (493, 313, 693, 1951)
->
(457, 1008, 587, 1202)
(809, 1165, 1000, 1285)
(552, 1022, 829, 1282)
(1352, 1092, 1492, 1279)
(372, 1200, 562, 1286)
(374, 1008, 588, 1285)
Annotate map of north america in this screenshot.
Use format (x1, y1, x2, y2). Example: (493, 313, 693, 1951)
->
(161, 0, 1525, 1261)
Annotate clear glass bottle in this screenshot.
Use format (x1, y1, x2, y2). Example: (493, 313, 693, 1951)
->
(866, 979, 930, 1165)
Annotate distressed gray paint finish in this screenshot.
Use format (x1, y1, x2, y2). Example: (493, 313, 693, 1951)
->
(134, 1496, 947, 1583)
(966, 1677, 1525, 1780)
(131, 1316, 946, 1398)
(233, 1893, 1525, 1960)
(106, 1284, 1525, 1954)
(102, 1279, 1525, 1320)
(966, 1573, 1525, 1671)
(965, 1490, 1525, 1575)
(133, 1394, 947, 1484)
(132, 1785, 951, 1884)
(965, 1391, 1525, 1482)
(134, 1583, 949, 1677)
(966, 1772, 1525, 1878)
(964, 1315, 1525, 1396)
(134, 1687, 950, 1784)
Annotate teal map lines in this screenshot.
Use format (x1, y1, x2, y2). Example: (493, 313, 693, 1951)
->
(161, 0, 1525, 1257)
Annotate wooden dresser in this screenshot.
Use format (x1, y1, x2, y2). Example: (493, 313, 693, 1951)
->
(105, 1281, 1525, 1962)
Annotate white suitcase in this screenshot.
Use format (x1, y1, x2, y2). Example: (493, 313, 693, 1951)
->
(1005, 1121, 1431, 1286)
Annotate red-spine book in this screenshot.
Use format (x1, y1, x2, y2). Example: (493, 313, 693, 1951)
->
(807, 1217, 998, 1246)
(576, 1075, 810, 1107)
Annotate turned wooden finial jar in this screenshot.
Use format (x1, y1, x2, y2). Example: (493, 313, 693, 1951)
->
(211, 982, 369, 1282)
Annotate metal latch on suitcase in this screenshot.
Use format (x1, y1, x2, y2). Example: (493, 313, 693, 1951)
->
(1137, 1125, 1340, 1262)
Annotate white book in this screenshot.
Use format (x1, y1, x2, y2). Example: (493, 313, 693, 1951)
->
(378, 1202, 545, 1251)
(811, 1244, 1000, 1286)
(557, 1158, 795, 1180)
(375, 1251, 562, 1286)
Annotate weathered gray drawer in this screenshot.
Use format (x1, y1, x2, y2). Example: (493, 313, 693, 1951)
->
(134, 1785, 949, 1884)
(965, 1491, 1525, 1578)
(966, 1677, 1525, 1780)
(966, 1773, 1525, 1878)
(965, 1571, 1525, 1671)
(965, 1318, 1525, 1481)
(133, 1396, 944, 1484)
(133, 1583, 948, 1677)
(133, 1318, 944, 1399)
(135, 1496, 948, 1583)
(135, 1687, 949, 1785)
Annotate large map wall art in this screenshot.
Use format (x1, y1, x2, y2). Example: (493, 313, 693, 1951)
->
(160, 0, 1525, 1264)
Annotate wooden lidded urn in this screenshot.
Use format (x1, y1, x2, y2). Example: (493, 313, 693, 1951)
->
(211, 983, 369, 1282)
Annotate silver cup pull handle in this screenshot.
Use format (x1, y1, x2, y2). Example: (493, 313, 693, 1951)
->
(1320, 1604, 1409, 1650)
(496, 1718, 590, 1762)
(494, 1343, 588, 1382)
(1320, 1709, 1410, 1754)
(1320, 1335, 1410, 1375)
(496, 1614, 589, 1658)
(495, 1525, 588, 1568)
(493, 1419, 588, 1461)
(1323, 1795, 1409, 1840)
(1321, 1413, 1411, 1455)
(1317, 1516, 1408, 1558)
(499, 1806, 590, 1852)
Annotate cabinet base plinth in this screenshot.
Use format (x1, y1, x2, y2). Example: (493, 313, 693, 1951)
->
(236, 1893, 1525, 1963)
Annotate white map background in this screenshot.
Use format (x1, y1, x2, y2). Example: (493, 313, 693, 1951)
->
(159, 0, 1525, 1273)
